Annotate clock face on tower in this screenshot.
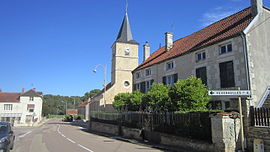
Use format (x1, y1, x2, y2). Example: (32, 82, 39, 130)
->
(124, 47, 130, 55)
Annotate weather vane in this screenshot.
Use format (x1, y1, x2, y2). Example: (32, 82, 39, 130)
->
(125, 0, 128, 13)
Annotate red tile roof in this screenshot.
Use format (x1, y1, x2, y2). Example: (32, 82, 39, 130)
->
(0, 93, 21, 102)
(67, 109, 78, 115)
(135, 7, 253, 71)
(78, 101, 88, 108)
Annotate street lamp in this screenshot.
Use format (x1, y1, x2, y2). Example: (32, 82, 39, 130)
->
(92, 64, 107, 110)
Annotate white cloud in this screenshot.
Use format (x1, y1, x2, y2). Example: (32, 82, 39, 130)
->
(200, 7, 241, 27)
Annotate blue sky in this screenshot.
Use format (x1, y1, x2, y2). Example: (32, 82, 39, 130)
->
(0, 0, 269, 96)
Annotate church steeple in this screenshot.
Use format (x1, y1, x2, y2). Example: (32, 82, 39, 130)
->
(115, 12, 138, 44)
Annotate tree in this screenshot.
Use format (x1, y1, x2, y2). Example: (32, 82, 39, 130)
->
(81, 89, 101, 101)
(128, 91, 144, 111)
(113, 93, 131, 111)
(113, 91, 144, 112)
(142, 83, 171, 112)
(169, 76, 210, 112)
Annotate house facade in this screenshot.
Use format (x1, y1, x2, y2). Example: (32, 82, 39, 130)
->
(133, 0, 270, 112)
(0, 88, 43, 126)
(77, 100, 90, 120)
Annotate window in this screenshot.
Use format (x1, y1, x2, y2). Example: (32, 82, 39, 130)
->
(135, 72, 140, 79)
(25, 115, 32, 123)
(139, 80, 154, 93)
(196, 67, 207, 85)
(219, 61, 235, 88)
(4, 104, 12, 111)
(30, 97, 34, 101)
(133, 83, 140, 91)
(145, 80, 154, 92)
(27, 104, 35, 113)
(124, 81, 130, 87)
(196, 52, 206, 62)
(219, 43, 232, 55)
(163, 73, 178, 86)
(145, 69, 151, 76)
(166, 61, 174, 70)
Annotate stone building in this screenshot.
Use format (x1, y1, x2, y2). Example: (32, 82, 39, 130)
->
(133, 0, 270, 111)
(0, 88, 43, 126)
(88, 11, 139, 112)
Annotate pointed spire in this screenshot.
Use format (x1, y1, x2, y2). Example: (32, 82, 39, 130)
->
(115, 7, 138, 44)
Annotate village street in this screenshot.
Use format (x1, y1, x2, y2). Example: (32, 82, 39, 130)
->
(12, 119, 165, 152)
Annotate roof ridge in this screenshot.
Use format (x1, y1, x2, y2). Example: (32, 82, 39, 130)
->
(135, 7, 253, 71)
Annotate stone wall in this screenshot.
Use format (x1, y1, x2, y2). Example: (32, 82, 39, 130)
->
(90, 114, 241, 152)
(247, 127, 270, 151)
(90, 121, 119, 136)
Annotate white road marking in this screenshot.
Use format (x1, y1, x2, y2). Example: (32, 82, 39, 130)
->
(57, 124, 94, 152)
(78, 144, 94, 152)
(66, 138, 76, 143)
(19, 131, 32, 138)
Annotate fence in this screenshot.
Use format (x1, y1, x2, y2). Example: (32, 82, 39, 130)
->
(250, 106, 270, 127)
(90, 111, 212, 142)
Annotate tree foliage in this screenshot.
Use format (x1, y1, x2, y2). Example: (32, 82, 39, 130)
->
(42, 89, 100, 116)
(142, 84, 172, 112)
(113, 91, 144, 112)
(169, 76, 210, 112)
(81, 89, 101, 101)
(113, 77, 211, 113)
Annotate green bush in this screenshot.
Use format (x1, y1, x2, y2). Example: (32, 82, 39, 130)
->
(63, 115, 73, 122)
(74, 115, 84, 120)
(169, 76, 211, 112)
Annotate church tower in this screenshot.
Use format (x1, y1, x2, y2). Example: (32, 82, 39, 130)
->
(111, 12, 139, 93)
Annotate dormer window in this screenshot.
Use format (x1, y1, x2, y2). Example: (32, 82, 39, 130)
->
(219, 43, 232, 55)
(30, 97, 34, 101)
(166, 61, 174, 70)
(196, 51, 206, 62)
(145, 69, 151, 76)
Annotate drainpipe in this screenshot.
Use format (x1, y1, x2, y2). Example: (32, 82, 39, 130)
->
(241, 33, 251, 96)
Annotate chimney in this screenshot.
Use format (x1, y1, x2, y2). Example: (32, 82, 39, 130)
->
(21, 88, 24, 93)
(32, 88, 36, 91)
(251, 0, 263, 17)
(165, 32, 173, 51)
(143, 41, 150, 61)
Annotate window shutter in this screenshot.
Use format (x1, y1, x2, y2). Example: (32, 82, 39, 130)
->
(140, 82, 146, 93)
(162, 76, 166, 85)
(173, 73, 178, 83)
(151, 79, 154, 85)
(133, 84, 136, 91)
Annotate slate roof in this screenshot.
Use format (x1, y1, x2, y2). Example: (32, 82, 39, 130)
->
(116, 13, 138, 44)
(134, 7, 254, 71)
(21, 89, 42, 97)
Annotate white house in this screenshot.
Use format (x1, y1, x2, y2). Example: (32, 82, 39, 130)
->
(0, 88, 43, 126)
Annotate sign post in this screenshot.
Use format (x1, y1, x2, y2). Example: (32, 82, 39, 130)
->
(208, 88, 250, 152)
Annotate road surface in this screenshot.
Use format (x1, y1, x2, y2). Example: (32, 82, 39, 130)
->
(12, 119, 164, 152)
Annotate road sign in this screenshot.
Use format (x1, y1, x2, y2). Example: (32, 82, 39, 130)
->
(208, 90, 251, 96)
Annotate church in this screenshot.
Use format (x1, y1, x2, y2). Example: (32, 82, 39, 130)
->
(88, 11, 139, 112)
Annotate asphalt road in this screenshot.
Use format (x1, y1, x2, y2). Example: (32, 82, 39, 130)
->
(11, 119, 164, 152)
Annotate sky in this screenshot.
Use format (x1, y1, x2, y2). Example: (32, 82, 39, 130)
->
(0, 0, 269, 96)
